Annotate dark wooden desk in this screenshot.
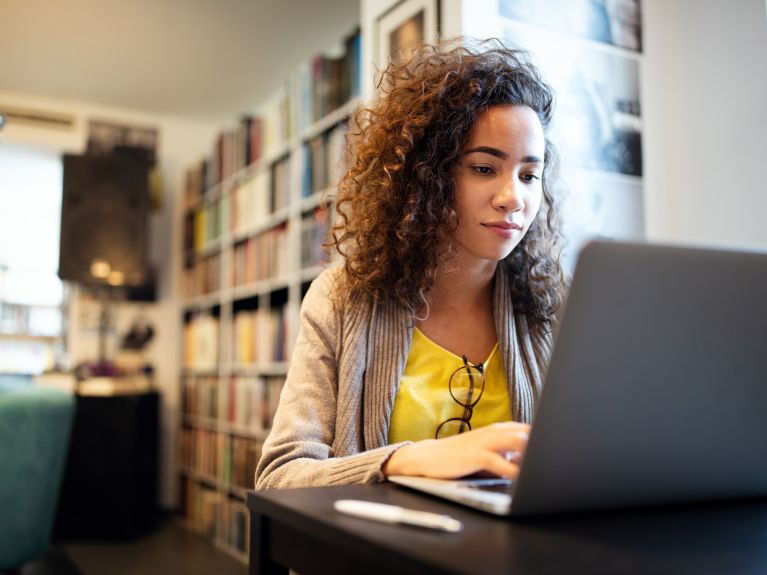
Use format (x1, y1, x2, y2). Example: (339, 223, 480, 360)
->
(248, 483, 767, 574)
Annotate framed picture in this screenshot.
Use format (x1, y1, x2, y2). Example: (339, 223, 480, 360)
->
(505, 23, 643, 177)
(376, 0, 439, 70)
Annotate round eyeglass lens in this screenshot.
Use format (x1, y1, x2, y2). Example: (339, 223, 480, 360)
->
(449, 365, 484, 406)
(435, 417, 472, 439)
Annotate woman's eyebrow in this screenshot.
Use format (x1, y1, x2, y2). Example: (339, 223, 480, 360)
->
(463, 145, 507, 158)
(463, 146, 543, 164)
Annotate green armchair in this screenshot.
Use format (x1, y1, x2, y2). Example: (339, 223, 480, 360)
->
(0, 382, 75, 570)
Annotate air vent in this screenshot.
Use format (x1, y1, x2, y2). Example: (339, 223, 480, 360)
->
(0, 104, 75, 130)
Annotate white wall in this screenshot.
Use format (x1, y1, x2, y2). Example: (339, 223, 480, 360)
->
(365, 0, 767, 253)
(642, 0, 767, 250)
(0, 90, 218, 507)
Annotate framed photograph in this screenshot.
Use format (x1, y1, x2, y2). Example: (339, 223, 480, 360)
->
(376, 0, 439, 70)
(505, 23, 642, 177)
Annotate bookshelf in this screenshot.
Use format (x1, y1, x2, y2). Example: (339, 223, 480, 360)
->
(177, 28, 360, 562)
(0, 299, 65, 374)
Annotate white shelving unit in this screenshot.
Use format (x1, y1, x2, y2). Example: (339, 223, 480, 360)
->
(177, 46, 359, 561)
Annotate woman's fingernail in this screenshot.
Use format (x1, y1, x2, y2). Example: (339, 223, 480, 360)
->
(504, 450, 520, 462)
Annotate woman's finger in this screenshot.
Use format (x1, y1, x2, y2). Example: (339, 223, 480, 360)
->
(479, 450, 522, 479)
(480, 425, 530, 453)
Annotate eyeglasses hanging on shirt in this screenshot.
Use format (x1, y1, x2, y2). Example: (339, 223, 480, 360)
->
(435, 355, 485, 439)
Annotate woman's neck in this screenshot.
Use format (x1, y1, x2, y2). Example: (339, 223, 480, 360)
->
(424, 255, 497, 317)
(415, 255, 498, 363)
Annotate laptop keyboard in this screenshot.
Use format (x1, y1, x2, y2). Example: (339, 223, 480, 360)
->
(463, 478, 516, 494)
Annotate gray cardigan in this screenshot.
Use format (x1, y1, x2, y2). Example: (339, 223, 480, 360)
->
(254, 264, 553, 489)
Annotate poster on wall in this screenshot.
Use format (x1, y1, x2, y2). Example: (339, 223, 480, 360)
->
(504, 23, 642, 177)
(499, 0, 642, 51)
(375, 0, 439, 71)
(497, 11, 644, 271)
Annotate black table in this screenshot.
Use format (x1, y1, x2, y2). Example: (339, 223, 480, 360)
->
(248, 483, 767, 575)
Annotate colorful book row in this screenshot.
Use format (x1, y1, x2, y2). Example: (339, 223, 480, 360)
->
(179, 478, 249, 555)
(232, 307, 289, 365)
(231, 225, 290, 286)
(229, 170, 270, 235)
(182, 195, 227, 256)
(300, 207, 332, 269)
(182, 375, 286, 433)
(298, 28, 361, 130)
(180, 428, 269, 491)
(181, 251, 221, 300)
(182, 27, 360, 212)
(184, 314, 219, 370)
(184, 116, 265, 204)
(302, 120, 348, 198)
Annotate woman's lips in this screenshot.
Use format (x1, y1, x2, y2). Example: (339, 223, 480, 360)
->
(483, 221, 522, 239)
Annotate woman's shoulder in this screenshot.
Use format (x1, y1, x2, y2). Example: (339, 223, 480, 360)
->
(308, 265, 340, 289)
(301, 265, 356, 320)
(303, 265, 382, 325)
(305, 265, 344, 302)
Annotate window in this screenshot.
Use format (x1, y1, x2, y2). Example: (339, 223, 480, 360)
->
(0, 142, 64, 374)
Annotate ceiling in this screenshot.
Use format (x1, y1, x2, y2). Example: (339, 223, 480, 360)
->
(0, 0, 361, 122)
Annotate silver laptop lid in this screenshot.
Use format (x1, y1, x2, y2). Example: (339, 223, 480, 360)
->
(511, 240, 767, 516)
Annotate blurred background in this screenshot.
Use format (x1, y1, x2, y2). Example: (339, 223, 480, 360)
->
(1, 0, 765, 573)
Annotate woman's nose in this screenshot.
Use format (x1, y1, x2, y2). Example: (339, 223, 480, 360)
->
(491, 177, 524, 212)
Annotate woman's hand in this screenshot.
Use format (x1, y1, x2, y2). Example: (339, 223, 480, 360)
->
(382, 421, 531, 479)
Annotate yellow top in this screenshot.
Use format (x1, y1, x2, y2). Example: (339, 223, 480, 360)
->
(387, 327, 512, 443)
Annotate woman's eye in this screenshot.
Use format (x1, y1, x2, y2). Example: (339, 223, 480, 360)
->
(473, 165, 495, 175)
(522, 173, 541, 183)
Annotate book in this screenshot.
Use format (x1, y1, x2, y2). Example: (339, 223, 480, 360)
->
(301, 207, 330, 269)
(270, 157, 291, 213)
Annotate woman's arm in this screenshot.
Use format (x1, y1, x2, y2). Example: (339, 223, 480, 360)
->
(254, 270, 408, 489)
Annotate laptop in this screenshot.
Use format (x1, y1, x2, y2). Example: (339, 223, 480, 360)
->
(389, 240, 767, 516)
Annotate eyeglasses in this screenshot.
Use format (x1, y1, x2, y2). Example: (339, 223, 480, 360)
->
(435, 355, 485, 439)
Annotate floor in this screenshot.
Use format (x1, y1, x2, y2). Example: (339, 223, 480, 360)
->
(19, 519, 247, 575)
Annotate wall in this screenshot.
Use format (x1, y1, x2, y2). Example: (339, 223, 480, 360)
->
(642, 0, 767, 250)
(365, 0, 767, 253)
(0, 89, 218, 506)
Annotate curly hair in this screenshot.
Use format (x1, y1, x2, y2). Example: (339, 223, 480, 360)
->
(329, 38, 566, 327)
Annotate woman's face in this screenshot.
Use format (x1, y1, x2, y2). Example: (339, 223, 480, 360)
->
(451, 104, 546, 266)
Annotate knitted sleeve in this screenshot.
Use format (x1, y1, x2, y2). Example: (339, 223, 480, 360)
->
(254, 269, 406, 489)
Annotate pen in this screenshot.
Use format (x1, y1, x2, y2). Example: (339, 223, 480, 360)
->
(334, 499, 463, 533)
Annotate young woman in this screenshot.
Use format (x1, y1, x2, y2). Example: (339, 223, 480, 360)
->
(255, 39, 566, 489)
